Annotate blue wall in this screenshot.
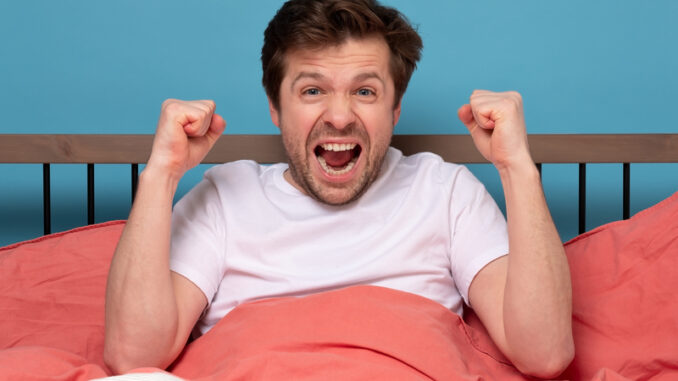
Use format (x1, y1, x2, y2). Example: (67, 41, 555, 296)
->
(1, 1, 677, 246)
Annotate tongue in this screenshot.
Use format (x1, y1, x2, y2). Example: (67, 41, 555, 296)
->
(321, 150, 353, 168)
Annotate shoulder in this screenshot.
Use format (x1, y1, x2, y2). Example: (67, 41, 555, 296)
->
(174, 160, 281, 215)
(392, 148, 477, 187)
(204, 160, 267, 181)
(390, 149, 494, 217)
(202, 160, 285, 191)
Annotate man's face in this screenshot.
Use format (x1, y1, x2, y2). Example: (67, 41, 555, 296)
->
(269, 36, 401, 205)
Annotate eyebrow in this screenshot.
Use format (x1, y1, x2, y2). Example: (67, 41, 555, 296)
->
(290, 71, 385, 91)
(353, 72, 385, 87)
(290, 72, 325, 91)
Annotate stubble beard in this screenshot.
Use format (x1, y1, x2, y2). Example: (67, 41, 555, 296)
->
(282, 121, 391, 206)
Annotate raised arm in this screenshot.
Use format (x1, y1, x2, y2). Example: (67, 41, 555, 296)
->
(104, 99, 226, 373)
(459, 90, 574, 378)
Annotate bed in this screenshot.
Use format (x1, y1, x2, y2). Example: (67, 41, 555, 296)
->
(1, 133, 677, 380)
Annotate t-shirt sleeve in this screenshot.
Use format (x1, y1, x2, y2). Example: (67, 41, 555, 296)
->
(169, 174, 226, 306)
(448, 166, 509, 307)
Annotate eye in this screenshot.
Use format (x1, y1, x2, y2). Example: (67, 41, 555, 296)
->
(303, 88, 321, 96)
(356, 88, 375, 97)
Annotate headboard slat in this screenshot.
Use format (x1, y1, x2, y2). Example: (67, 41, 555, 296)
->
(1, 134, 677, 164)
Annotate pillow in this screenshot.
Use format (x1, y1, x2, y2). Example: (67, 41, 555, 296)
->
(558, 191, 678, 380)
(0, 220, 125, 373)
(464, 191, 678, 380)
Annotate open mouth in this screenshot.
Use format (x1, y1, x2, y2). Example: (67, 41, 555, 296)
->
(314, 143, 362, 176)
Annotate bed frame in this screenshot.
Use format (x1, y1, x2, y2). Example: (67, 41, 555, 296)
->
(1, 134, 677, 237)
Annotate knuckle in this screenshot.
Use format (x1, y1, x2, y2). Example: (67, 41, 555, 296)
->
(501, 91, 522, 106)
(509, 91, 523, 103)
(161, 98, 176, 107)
(161, 99, 181, 114)
(203, 101, 216, 116)
(500, 98, 518, 112)
(191, 100, 213, 117)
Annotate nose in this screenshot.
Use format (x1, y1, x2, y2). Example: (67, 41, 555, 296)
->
(322, 95, 356, 130)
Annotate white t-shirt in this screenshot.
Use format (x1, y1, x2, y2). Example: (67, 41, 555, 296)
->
(170, 147, 508, 335)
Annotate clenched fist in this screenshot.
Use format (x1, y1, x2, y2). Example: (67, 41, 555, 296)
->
(457, 90, 532, 171)
(147, 99, 226, 181)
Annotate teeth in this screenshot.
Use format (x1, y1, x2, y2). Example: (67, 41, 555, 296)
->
(321, 143, 356, 152)
(318, 156, 357, 176)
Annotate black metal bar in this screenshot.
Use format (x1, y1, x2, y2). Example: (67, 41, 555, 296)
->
(131, 163, 139, 204)
(578, 163, 586, 234)
(623, 163, 630, 219)
(42, 163, 51, 235)
(87, 163, 94, 225)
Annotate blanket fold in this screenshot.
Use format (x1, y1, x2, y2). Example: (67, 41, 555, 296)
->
(170, 285, 529, 380)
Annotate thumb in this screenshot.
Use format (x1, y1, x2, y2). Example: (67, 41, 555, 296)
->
(205, 113, 226, 146)
(458, 103, 492, 160)
(457, 104, 475, 130)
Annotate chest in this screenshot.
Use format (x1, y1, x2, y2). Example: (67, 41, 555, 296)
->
(222, 191, 452, 280)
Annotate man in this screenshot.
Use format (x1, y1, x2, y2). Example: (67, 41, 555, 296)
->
(104, 0, 574, 378)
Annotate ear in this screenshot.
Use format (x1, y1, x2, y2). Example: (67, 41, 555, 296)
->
(268, 97, 280, 128)
(392, 101, 402, 126)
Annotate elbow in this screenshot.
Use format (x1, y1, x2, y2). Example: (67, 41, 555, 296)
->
(103, 344, 133, 375)
(514, 340, 575, 379)
(103, 336, 159, 375)
(103, 338, 147, 375)
(103, 330, 181, 375)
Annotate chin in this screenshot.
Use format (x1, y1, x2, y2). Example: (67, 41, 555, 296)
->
(316, 191, 360, 206)
(310, 172, 374, 206)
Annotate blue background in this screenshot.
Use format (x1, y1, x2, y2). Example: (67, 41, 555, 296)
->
(1, 1, 677, 246)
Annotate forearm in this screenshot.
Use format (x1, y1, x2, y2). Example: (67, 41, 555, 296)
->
(104, 167, 183, 371)
(499, 158, 574, 374)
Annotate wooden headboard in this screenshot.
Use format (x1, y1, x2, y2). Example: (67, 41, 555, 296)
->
(2, 134, 678, 236)
(2, 134, 678, 164)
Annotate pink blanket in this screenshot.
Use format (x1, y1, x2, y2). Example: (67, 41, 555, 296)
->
(169, 285, 526, 380)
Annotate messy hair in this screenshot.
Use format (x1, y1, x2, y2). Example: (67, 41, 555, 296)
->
(262, 0, 423, 109)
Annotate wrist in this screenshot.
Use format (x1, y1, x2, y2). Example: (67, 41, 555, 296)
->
(139, 164, 181, 196)
(496, 154, 540, 184)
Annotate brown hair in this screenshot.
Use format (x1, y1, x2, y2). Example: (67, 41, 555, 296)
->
(262, 0, 423, 110)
